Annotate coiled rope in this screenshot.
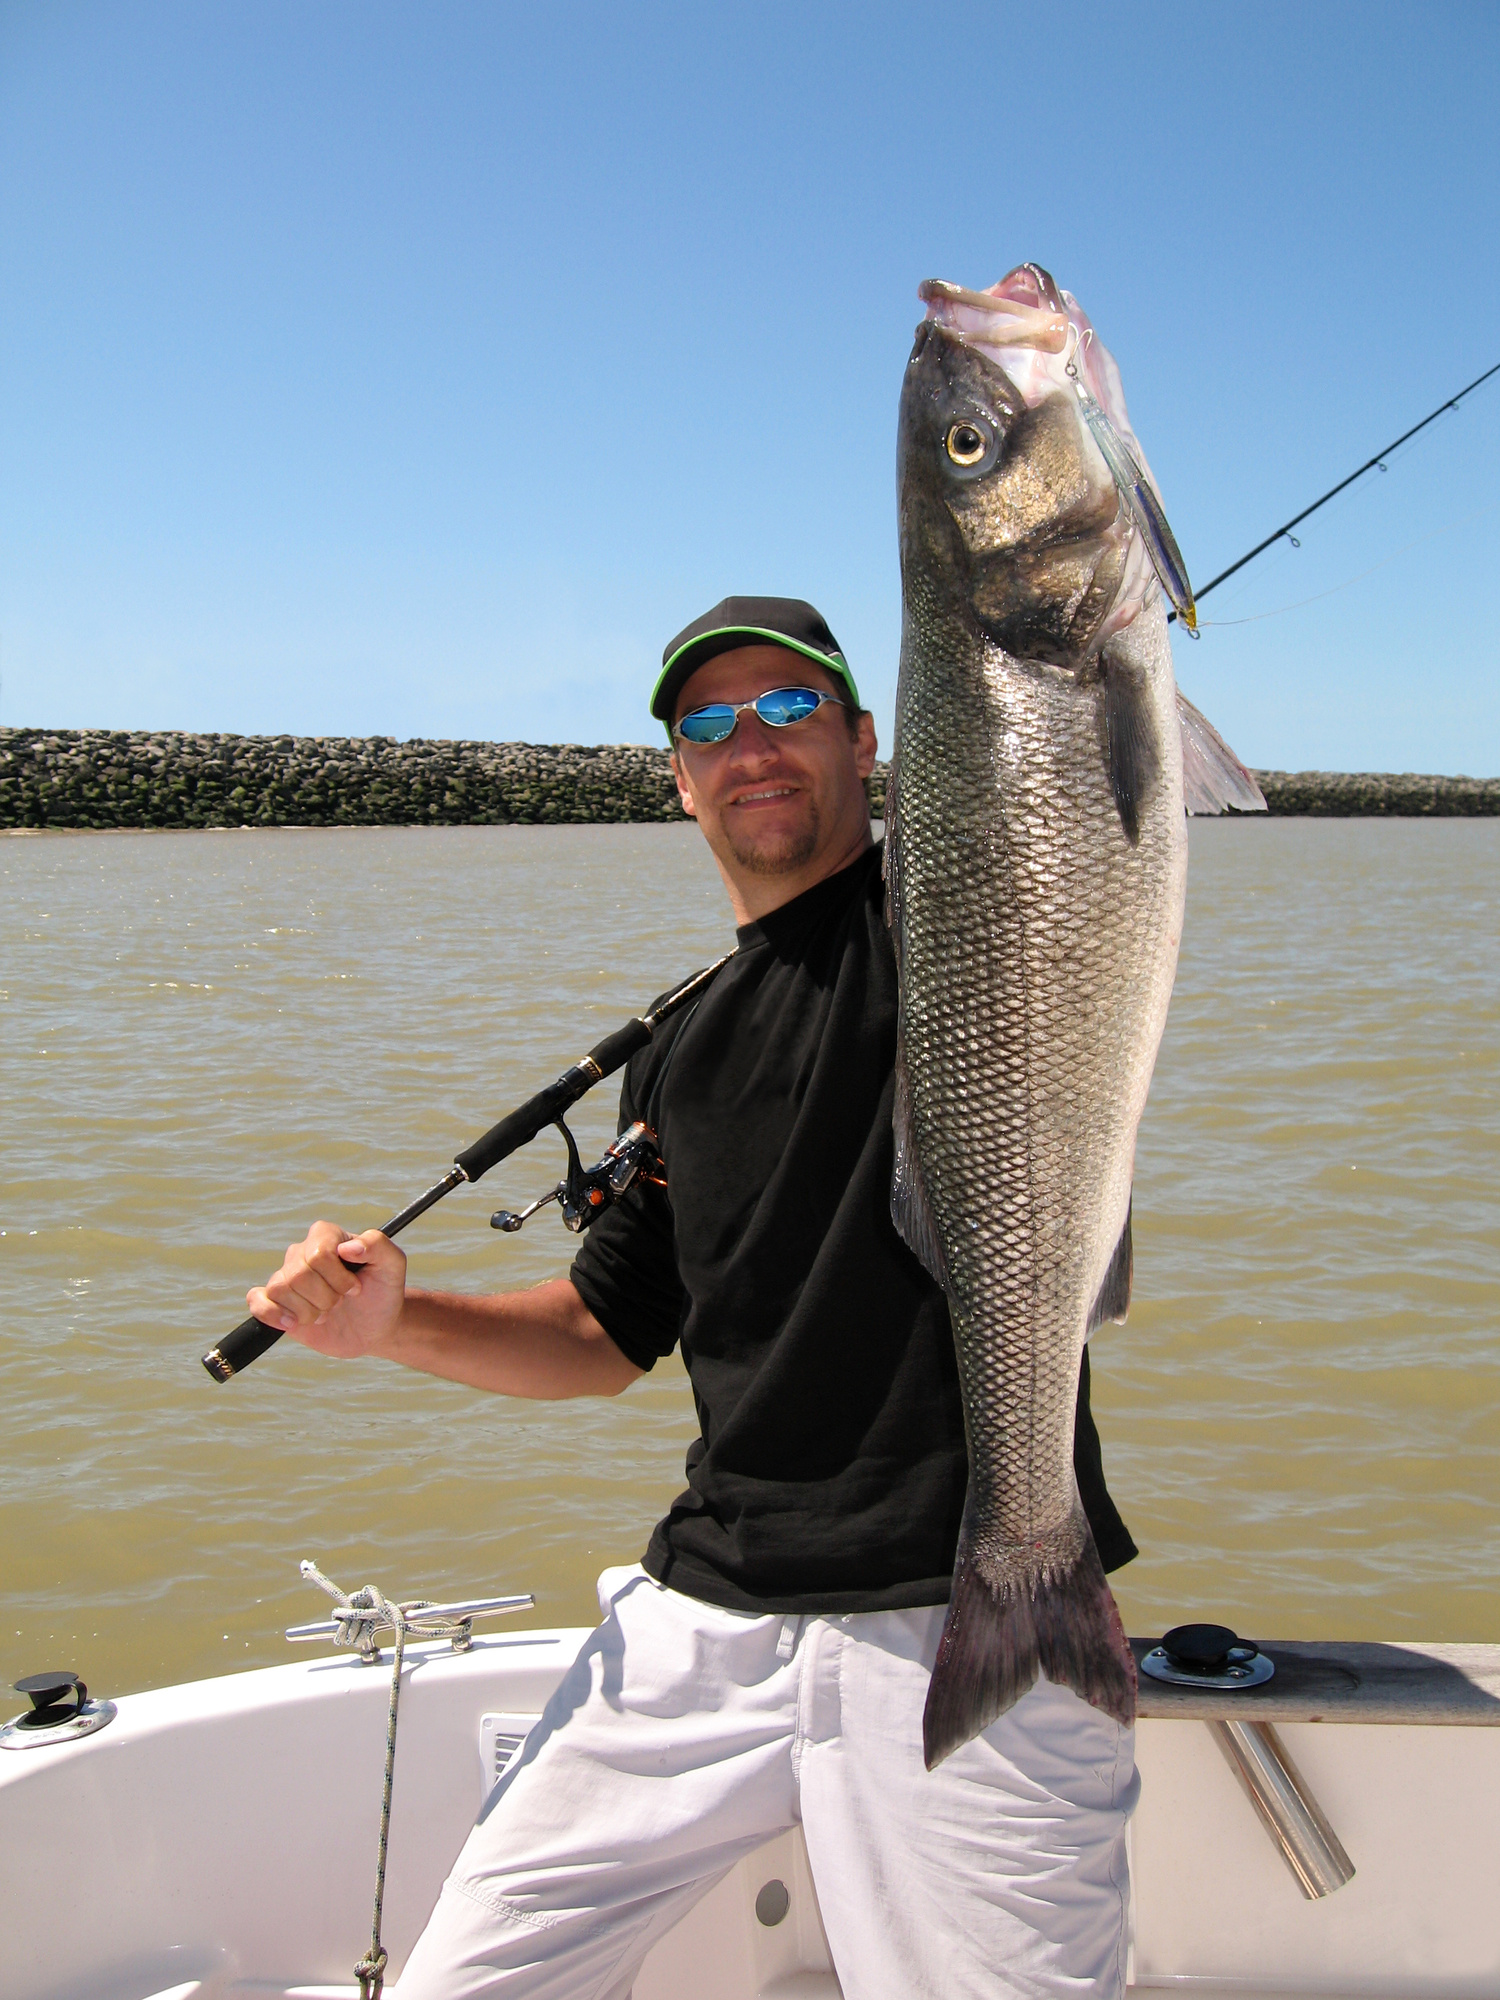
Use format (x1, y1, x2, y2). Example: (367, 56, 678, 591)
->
(299, 1560, 481, 1999)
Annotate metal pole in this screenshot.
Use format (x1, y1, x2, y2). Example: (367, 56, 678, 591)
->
(1210, 1719, 1355, 1898)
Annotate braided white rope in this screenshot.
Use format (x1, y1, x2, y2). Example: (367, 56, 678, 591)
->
(299, 1561, 479, 1999)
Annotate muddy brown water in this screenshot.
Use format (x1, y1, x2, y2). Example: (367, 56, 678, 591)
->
(2, 819, 1496, 1700)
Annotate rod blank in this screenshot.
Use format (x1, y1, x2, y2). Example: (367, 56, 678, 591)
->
(1169, 358, 1500, 620)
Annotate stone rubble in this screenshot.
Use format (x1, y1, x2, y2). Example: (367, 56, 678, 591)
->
(1, 729, 1495, 828)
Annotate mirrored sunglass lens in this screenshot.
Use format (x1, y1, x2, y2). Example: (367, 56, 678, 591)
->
(677, 707, 737, 744)
(755, 688, 821, 727)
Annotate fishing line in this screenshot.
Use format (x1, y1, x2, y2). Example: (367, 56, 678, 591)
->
(1168, 359, 1500, 623)
(1194, 500, 1500, 628)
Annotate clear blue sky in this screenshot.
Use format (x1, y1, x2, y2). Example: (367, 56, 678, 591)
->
(2, 1, 1496, 772)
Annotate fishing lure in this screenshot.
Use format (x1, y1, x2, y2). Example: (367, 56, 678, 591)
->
(1065, 330, 1198, 633)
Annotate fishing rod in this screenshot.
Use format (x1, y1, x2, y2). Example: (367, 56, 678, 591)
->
(1167, 359, 1500, 622)
(200, 951, 736, 1382)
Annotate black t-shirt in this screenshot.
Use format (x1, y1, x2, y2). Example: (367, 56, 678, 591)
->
(569, 842, 1135, 1615)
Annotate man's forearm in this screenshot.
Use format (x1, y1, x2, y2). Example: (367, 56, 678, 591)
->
(382, 1278, 643, 1398)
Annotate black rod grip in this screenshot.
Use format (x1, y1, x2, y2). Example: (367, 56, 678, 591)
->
(453, 1020, 654, 1184)
(203, 1314, 283, 1382)
(583, 1017, 653, 1076)
(456, 1064, 595, 1182)
(201, 1169, 464, 1386)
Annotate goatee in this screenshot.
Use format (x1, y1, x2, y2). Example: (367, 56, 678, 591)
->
(724, 803, 821, 877)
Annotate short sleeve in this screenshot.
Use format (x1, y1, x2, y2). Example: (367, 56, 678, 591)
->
(568, 1058, 687, 1373)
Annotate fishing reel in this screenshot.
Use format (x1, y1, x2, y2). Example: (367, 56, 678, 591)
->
(489, 1119, 666, 1237)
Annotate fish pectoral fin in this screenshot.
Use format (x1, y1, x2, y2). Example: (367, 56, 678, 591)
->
(1087, 1200, 1133, 1331)
(1176, 688, 1267, 815)
(891, 1059, 949, 1288)
(1102, 651, 1162, 846)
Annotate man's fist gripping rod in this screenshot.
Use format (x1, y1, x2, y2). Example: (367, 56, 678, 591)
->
(201, 953, 735, 1383)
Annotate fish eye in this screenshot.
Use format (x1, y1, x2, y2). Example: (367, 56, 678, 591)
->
(945, 421, 990, 467)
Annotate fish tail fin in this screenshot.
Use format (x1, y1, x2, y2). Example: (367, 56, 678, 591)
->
(923, 1521, 1137, 1769)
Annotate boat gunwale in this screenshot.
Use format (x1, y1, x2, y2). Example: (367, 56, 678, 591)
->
(1131, 1638, 1500, 1724)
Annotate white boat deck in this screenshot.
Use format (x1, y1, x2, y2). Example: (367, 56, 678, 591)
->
(4, 1630, 1499, 2000)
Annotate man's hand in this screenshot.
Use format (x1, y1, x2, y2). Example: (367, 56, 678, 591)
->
(247, 1222, 406, 1360)
(247, 1228, 641, 1398)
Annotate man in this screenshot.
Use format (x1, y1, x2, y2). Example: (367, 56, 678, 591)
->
(251, 596, 1139, 1999)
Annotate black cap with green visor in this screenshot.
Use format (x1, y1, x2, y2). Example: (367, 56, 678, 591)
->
(652, 596, 860, 747)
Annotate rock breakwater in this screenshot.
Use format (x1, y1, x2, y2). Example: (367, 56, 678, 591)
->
(0, 730, 684, 830)
(1251, 769, 1500, 816)
(2, 729, 1497, 829)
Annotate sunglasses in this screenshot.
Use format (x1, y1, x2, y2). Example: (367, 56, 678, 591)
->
(673, 685, 850, 747)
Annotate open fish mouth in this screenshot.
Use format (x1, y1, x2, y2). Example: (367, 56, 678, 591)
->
(917, 276, 1072, 355)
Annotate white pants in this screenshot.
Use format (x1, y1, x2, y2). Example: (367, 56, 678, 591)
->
(398, 1566, 1138, 2000)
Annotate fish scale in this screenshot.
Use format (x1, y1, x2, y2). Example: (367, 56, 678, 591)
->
(889, 290, 1190, 1766)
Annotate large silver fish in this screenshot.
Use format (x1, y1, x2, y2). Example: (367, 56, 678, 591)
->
(887, 263, 1261, 1767)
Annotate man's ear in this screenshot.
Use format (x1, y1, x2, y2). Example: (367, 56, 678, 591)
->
(853, 710, 879, 781)
(670, 750, 698, 818)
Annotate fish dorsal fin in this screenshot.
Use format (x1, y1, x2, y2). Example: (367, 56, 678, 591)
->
(881, 749, 903, 966)
(1087, 1200, 1133, 1332)
(1177, 690, 1267, 815)
(884, 758, 948, 1286)
(892, 1052, 950, 1289)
